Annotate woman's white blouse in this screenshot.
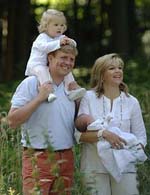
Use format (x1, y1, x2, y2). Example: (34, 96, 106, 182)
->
(75, 90, 147, 173)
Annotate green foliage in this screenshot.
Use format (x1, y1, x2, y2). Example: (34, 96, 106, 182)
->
(131, 88, 150, 195)
(0, 124, 22, 194)
(0, 81, 21, 113)
(0, 76, 150, 194)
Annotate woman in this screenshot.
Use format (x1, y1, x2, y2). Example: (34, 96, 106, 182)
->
(75, 53, 147, 195)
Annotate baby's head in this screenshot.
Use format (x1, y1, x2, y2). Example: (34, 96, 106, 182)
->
(75, 114, 94, 132)
(38, 9, 67, 38)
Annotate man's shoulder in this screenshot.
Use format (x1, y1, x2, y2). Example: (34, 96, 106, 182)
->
(14, 76, 39, 97)
(20, 76, 38, 87)
(23, 75, 38, 82)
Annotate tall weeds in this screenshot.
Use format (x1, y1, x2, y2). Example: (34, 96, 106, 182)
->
(0, 85, 150, 195)
(0, 112, 22, 194)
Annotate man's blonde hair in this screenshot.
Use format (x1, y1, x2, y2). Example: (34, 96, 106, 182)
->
(38, 9, 67, 33)
(48, 44, 78, 57)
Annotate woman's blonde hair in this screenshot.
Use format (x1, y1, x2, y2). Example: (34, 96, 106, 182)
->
(90, 53, 128, 97)
(38, 9, 67, 33)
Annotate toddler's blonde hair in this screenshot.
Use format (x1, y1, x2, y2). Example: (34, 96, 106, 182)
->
(38, 9, 67, 33)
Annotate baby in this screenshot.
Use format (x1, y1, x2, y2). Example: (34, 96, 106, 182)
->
(25, 9, 86, 102)
(75, 113, 147, 182)
(75, 113, 113, 133)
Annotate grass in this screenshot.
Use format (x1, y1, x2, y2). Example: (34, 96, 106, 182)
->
(0, 80, 150, 195)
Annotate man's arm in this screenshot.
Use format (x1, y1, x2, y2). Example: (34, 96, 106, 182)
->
(8, 83, 52, 129)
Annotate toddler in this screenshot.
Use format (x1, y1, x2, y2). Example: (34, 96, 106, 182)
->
(25, 9, 86, 102)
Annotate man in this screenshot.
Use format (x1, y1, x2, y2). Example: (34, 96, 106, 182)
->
(8, 44, 78, 195)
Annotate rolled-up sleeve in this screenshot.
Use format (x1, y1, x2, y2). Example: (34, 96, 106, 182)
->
(78, 94, 90, 116)
(74, 94, 90, 144)
(11, 77, 37, 108)
(130, 99, 147, 147)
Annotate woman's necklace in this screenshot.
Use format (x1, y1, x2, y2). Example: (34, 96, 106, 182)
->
(102, 94, 123, 128)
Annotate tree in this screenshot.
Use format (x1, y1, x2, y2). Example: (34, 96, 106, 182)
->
(0, 0, 31, 81)
(0, 0, 150, 81)
(110, 0, 130, 55)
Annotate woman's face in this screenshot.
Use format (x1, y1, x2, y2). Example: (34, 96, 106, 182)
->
(102, 63, 123, 87)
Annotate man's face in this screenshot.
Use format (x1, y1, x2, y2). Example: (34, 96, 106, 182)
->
(48, 50, 76, 78)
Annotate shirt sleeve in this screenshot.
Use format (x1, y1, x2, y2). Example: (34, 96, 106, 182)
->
(11, 77, 38, 108)
(33, 34, 61, 54)
(130, 98, 147, 147)
(78, 93, 90, 116)
(75, 93, 90, 144)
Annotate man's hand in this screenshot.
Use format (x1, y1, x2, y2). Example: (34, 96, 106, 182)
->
(37, 82, 53, 102)
(60, 37, 75, 46)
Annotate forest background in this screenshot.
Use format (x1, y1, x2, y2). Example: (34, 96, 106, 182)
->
(0, 0, 150, 194)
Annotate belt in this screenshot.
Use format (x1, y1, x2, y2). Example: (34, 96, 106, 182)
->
(55, 148, 72, 153)
(23, 147, 72, 153)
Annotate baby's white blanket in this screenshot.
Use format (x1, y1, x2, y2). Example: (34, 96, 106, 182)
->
(87, 116, 147, 182)
(96, 127, 147, 182)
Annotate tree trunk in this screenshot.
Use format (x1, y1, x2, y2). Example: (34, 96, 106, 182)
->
(0, 17, 2, 81)
(110, 0, 130, 55)
(2, 0, 31, 81)
(13, 0, 31, 79)
(4, 2, 15, 81)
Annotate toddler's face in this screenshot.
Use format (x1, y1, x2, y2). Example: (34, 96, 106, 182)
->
(47, 16, 67, 38)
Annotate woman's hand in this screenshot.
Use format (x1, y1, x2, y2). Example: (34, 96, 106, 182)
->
(102, 130, 127, 149)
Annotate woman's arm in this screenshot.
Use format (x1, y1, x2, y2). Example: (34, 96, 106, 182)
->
(79, 129, 126, 148)
(130, 99, 147, 147)
(79, 130, 99, 143)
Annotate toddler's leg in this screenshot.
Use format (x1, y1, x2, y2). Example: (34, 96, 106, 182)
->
(64, 72, 86, 101)
(31, 66, 52, 84)
(64, 72, 75, 89)
(32, 66, 56, 102)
